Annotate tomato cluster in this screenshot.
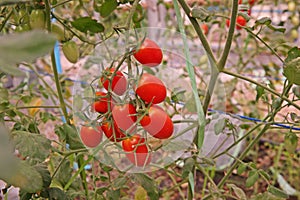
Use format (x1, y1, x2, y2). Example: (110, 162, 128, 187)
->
(79, 38, 174, 167)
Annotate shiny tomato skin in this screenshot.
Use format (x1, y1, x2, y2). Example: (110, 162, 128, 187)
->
(112, 104, 137, 134)
(101, 68, 127, 95)
(122, 134, 145, 151)
(136, 73, 166, 104)
(140, 105, 173, 139)
(80, 126, 103, 148)
(248, 0, 255, 6)
(92, 91, 109, 113)
(101, 120, 125, 142)
(133, 38, 163, 67)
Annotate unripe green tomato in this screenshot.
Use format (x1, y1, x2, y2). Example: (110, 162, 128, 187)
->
(291, 15, 299, 26)
(291, 29, 298, 39)
(51, 23, 70, 42)
(62, 40, 79, 64)
(29, 9, 46, 29)
(288, 1, 296, 12)
(15, 24, 30, 32)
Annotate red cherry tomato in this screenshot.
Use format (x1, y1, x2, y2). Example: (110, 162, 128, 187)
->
(238, 0, 242, 4)
(140, 105, 173, 139)
(100, 68, 127, 95)
(92, 91, 109, 113)
(236, 15, 247, 30)
(248, 0, 255, 6)
(80, 126, 103, 148)
(101, 120, 125, 142)
(136, 73, 167, 104)
(133, 38, 163, 67)
(112, 103, 137, 134)
(122, 134, 151, 167)
(201, 23, 209, 35)
(226, 15, 247, 30)
(122, 134, 145, 151)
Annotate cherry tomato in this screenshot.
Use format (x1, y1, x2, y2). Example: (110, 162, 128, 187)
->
(248, 0, 256, 6)
(122, 134, 151, 167)
(133, 38, 163, 67)
(101, 68, 127, 95)
(136, 73, 167, 104)
(238, 0, 242, 4)
(101, 120, 125, 142)
(226, 15, 247, 30)
(122, 134, 145, 151)
(112, 103, 137, 134)
(201, 23, 209, 35)
(80, 126, 103, 148)
(92, 91, 109, 113)
(140, 105, 173, 139)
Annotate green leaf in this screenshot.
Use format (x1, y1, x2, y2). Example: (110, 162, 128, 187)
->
(284, 131, 298, 153)
(292, 86, 300, 98)
(2, 160, 43, 193)
(258, 170, 271, 181)
(134, 186, 148, 200)
(255, 17, 272, 26)
(35, 164, 51, 188)
(285, 47, 300, 63)
(227, 183, 247, 200)
(71, 17, 104, 33)
(132, 174, 160, 200)
(10, 130, 51, 162)
(55, 124, 85, 150)
(246, 170, 259, 188)
(106, 189, 120, 200)
(112, 177, 127, 189)
(214, 118, 226, 135)
(188, 172, 195, 198)
(267, 185, 289, 199)
(182, 158, 195, 179)
(190, 7, 211, 21)
(46, 187, 70, 200)
(283, 58, 300, 85)
(237, 163, 247, 175)
(55, 159, 72, 187)
(267, 24, 286, 33)
(99, 0, 118, 18)
(255, 85, 264, 101)
(0, 30, 56, 76)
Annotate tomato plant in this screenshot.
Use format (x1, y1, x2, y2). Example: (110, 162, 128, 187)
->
(122, 134, 151, 167)
(133, 38, 163, 67)
(140, 105, 173, 139)
(80, 126, 103, 148)
(100, 68, 127, 95)
(136, 73, 167, 104)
